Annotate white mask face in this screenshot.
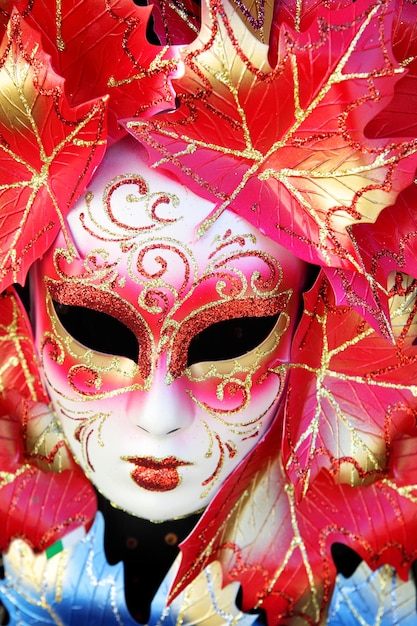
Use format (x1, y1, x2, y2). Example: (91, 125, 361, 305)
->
(32, 138, 307, 521)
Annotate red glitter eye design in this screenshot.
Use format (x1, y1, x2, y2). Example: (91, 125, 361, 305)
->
(47, 281, 153, 379)
(186, 314, 280, 365)
(169, 293, 290, 378)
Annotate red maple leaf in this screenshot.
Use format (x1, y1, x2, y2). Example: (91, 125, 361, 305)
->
(170, 260, 417, 622)
(124, 0, 414, 254)
(0, 288, 96, 552)
(0, 289, 47, 403)
(270, 0, 361, 48)
(366, 0, 417, 139)
(321, 0, 417, 336)
(0, 9, 107, 292)
(0, 0, 179, 143)
(323, 180, 417, 338)
(283, 274, 417, 499)
(148, 0, 279, 49)
(148, 0, 202, 44)
(0, 409, 96, 553)
(173, 406, 417, 624)
(125, 0, 417, 337)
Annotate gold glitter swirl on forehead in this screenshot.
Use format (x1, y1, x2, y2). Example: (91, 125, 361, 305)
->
(156, 240, 287, 363)
(76, 173, 183, 245)
(52, 247, 123, 291)
(209, 227, 256, 257)
(128, 237, 194, 294)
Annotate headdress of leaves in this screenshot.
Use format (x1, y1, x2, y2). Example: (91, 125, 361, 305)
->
(122, 2, 417, 619)
(0, 1, 416, 620)
(0, 0, 180, 293)
(125, 0, 417, 340)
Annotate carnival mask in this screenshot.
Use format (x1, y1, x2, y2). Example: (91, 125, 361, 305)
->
(31, 137, 306, 520)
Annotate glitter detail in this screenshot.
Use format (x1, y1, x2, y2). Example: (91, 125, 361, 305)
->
(149, 0, 202, 44)
(1, 3, 417, 624)
(0, 290, 45, 402)
(121, 456, 192, 491)
(200, 432, 224, 497)
(125, 0, 417, 340)
(170, 293, 289, 378)
(136, 242, 191, 297)
(0, 10, 107, 292)
(233, 0, 265, 28)
(225, 441, 237, 458)
(79, 173, 183, 245)
(47, 280, 152, 379)
(41, 332, 65, 365)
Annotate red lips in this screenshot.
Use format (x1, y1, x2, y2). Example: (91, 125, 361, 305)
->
(122, 456, 192, 492)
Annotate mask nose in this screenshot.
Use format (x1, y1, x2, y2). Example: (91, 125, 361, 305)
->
(130, 366, 194, 437)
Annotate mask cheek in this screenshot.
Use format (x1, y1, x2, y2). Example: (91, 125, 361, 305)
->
(39, 336, 83, 394)
(185, 358, 285, 430)
(38, 293, 146, 398)
(184, 317, 289, 422)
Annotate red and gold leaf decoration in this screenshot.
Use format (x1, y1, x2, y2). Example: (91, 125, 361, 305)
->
(169, 259, 417, 623)
(0, 289, 46, 405)
(0, 288, 96, 552)
(0, 0, 416, 623)
(323, 0, 417, 334)
(148, 0, 202, 44)
(126, 0, 417, 337)
(283, 273, 417, 498)
(0, 0, 179, 141)
(172, 403, 417, 623)
(0, 10, 107, 292)
(0, 0, 181, 294)
(149, 0, 275, 45)
(172, 274, 417, 622)
(0, 410, 96, 554)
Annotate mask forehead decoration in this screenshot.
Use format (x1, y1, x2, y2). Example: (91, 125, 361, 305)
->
(0, 1, 417, 625)
(46, 140, 300, 369)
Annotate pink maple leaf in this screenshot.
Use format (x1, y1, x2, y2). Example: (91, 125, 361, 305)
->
(148, 0, 202, 44)
(283, 274, 417, 498)
(125, 0, 417, 337)
(172, 406, 417, 624)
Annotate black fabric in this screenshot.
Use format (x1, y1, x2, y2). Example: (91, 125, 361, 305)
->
(97, 491, 201, 623)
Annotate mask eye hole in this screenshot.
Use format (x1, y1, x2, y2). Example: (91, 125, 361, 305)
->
(53, 300, 140, 363)
(186, 314, 279, 366)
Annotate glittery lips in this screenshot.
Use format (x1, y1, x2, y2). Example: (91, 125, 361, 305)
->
(122, 456, 192, 492)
